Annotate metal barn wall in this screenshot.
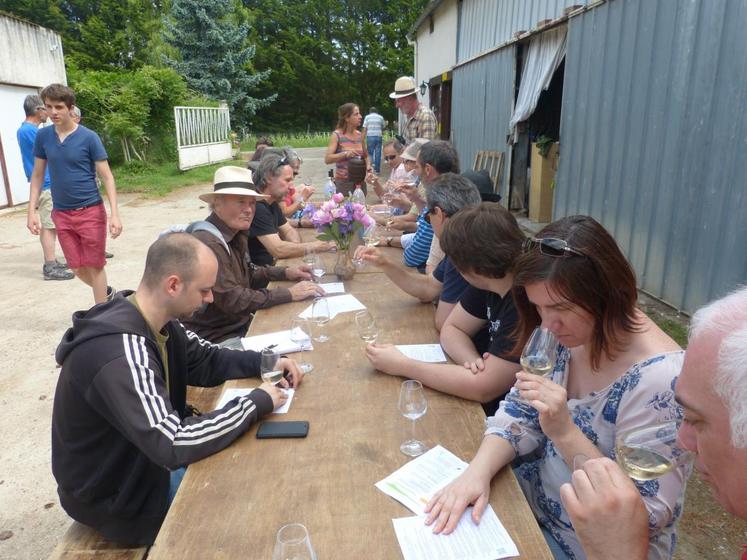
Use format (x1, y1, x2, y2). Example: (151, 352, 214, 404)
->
(452, 47, 515, 201)
(457, 0, 588, 63)
(556, 0, 747, 313)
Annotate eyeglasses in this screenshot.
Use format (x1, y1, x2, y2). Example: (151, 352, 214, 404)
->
(523, 237, 586, 258)
(293, 170, 299, 177)
(384, 155, 397, 162)
(424, 205, 443, 224)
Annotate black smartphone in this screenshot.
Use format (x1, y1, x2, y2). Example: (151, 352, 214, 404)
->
(256, 421, 309, 439)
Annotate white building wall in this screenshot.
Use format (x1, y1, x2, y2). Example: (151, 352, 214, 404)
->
(0, 15, 66, 207)
(414, 0, 458, 107)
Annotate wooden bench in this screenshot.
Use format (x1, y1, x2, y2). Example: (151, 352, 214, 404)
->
(48, 522, 148, 559)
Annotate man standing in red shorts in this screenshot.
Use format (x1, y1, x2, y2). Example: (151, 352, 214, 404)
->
(27, 84, 122, 304)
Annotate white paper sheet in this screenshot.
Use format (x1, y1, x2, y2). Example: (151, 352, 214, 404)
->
(241, 329, 312, 354)
(375, 445, 468, 515)
(319, 282, 345, 294)
(214, 387, 295, 414)
(392, 506, 519, 560)
(298, 294, 366, 320)
(395, 344, 447, 363)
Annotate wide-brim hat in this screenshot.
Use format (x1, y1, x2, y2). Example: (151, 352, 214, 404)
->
(199, 166, 269, 203)
(389, 76, 418, 99)
(400, 138, 429, 162)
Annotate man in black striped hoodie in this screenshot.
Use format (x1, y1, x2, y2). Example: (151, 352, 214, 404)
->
(51, 233, 302, 545)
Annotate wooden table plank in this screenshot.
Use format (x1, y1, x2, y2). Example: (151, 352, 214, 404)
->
(151, 267, 551, 559)
(48, 522, 148, 560)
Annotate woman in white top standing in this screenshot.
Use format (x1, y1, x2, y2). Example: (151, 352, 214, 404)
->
(425, 215, 689, 560)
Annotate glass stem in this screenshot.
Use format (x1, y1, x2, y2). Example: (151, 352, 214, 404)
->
(411, 418, 417, 442)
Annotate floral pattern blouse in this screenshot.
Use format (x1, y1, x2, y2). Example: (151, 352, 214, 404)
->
(485, 348, 688, 560)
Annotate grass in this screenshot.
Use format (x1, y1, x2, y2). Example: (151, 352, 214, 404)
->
(113, 161, 228, 197)
(240, 132, 331, 151)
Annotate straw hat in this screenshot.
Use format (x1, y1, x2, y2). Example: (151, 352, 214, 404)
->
(400, 138, 430, 162)
(199, 166, 269, 203)
(389, 76, 418, 99)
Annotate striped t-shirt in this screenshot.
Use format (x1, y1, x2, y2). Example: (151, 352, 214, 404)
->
(403, 209, 434, 268)
(363, 113, 385, 137)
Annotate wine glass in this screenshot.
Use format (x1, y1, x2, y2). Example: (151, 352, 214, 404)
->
(272, 523, 316, 560)
(311, 297, 330, 343)
(309, 253, 325, 283)
(290, 317, 314, 374)
(354, 310, 378, 343)
(520, 327, 558, 377)
(260, 348, 283, 385)
(615, 421, 694, 481)
(353, 225, 381, 267)
(398, 380, 428, 457)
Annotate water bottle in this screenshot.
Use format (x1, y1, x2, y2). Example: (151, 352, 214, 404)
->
(351, 185, 366, 206)
(324, 170, 336, 199)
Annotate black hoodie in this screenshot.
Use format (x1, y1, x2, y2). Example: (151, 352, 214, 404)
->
(51, 291, 273, 545)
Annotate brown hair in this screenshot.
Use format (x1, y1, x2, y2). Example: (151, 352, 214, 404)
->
(40, 83, 75, 109)
(336, 103, 358, 130)
(511, 215, 642, 369)
(439, 203, 524, 279)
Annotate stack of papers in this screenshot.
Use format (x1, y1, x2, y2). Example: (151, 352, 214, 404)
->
(298, 294, 366, 320)
(214, 387, 295, 414)
(241, 329, 312, 354)
(395, 344, 447, 363)
(376, 445, 519, 560)
(392, 506, 519, 560)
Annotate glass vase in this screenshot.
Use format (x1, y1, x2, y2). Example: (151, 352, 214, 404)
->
(334, 246, 355, 281)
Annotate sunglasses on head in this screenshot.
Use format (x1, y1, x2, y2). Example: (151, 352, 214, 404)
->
(523, 237, 586, 258)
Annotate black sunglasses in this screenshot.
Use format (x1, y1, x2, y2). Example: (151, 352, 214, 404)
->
(384, 155, 397, 161)
(424, 205, 444, 224)
(523, 237, 586, 258)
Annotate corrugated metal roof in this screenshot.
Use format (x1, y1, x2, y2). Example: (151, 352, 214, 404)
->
(556, 0, 747, 312)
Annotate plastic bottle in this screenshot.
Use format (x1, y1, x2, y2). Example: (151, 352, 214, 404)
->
(351, 184, 366, 206)
(324, 170, 336, 199)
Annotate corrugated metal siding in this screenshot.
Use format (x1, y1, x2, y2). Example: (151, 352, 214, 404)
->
(556, 0, 747, 313)
(452, 47, 516, 200)
(457, 0, 588, 63)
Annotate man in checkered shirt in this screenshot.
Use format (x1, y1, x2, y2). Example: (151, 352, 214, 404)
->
(389, 76, 438, 143)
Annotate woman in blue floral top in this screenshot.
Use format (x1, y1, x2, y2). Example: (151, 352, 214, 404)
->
(425, 216, 689, 560)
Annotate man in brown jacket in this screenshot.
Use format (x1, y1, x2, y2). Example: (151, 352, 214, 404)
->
(183, 167, 323, 347)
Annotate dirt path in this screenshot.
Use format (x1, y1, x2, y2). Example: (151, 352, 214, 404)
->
(0, 148, 744, 559)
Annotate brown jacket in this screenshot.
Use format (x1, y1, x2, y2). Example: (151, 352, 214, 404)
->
(183, 213, 292, 342)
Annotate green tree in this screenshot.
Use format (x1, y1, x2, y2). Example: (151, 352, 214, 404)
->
(162, 0, 274, 127)
(245, 0, 427, 132)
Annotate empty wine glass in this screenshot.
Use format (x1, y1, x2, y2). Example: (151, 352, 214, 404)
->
(398, 380, 428, 457)
(309, 253, 325, 283)
(290, 317, 313, 374)
(260, 348, 283, 385)
(311, 297, 330, 343)
(615, 421, 694, 481)
(272, 523, 316, 560)
(355, 310, 378, 343)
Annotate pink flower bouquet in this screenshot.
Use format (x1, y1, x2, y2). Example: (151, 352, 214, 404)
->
(303, 192, 374, 251)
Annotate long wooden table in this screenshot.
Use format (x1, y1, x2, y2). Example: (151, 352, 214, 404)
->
(150, 245, 551, 559)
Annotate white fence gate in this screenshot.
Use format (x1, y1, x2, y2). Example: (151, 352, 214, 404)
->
(174, 106, 233, 171)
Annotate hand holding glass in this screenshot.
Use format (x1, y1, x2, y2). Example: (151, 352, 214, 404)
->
(398, 380, 428, 457)
(615, 421, 694, 480)
(289, 317, 314, 374)
(355, 310, 378, 343)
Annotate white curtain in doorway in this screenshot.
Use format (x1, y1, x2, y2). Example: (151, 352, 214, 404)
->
(508, 26, 567, 143)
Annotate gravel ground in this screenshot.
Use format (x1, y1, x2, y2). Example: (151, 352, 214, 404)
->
(0, 148, 743, 559)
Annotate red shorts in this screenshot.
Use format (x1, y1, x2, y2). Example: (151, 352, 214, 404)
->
(51, 202, 107, 269)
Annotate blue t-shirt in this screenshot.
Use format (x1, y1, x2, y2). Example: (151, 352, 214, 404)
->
(33, 124, 107, 210)
(433, 256, 470, 304)
(403, 210, 434, 268)
(16, 122, 51, 190)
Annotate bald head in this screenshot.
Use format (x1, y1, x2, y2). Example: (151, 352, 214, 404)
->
(141, 233, 214, 290)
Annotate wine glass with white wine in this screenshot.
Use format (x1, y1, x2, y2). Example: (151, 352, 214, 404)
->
(289, 317, 314, 374)
(615, 421, 694, 481)
(398, 380, 428, 457)
(354, 310, 379, 343)
(309, 253, 325, 283)
(353, 225, 381, 267)
(260, 348, 283, 385)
